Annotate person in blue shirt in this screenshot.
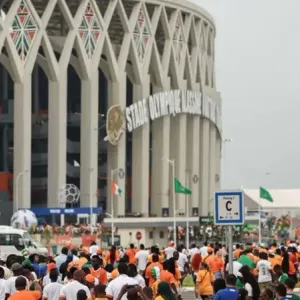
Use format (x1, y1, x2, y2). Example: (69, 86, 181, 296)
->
(214, 274, 239, 300)
(275, 283, 289, 300)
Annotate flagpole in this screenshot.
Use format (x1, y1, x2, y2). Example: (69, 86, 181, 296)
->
(185, 170, 190, 248)
(171, 159, 176, 248)
(111, 168, 115, 246)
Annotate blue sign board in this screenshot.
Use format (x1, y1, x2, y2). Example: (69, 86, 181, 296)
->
(28, 207, 103, 216)
(214, 191, 244, 225)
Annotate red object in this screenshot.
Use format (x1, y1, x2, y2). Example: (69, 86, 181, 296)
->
(81, 234, 97, 247)
(55, 234, 71, 245)
(136, 231, 142, 241)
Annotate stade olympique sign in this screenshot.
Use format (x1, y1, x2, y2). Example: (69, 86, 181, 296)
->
(125, 89, 217, 132)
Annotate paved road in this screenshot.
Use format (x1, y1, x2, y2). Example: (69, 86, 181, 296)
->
(181, 290, 195, 300)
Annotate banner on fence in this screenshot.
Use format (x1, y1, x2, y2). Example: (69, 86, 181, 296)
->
(55, 234, 72, 245)
(81, 234, 97, 247)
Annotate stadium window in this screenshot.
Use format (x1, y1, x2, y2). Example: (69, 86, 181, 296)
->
(159, 231, 164, 239)
(149, 231, 153, 239)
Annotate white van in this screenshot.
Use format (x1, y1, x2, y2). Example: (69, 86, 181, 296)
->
(0, 226, 48, 260)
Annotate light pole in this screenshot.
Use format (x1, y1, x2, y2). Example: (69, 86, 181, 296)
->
(110, 168, 120, 246)
(161, 157, 176, 247)
(15, 170, 29, 211)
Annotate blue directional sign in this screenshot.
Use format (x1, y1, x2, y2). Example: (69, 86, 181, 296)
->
(214, 191, 244, 225)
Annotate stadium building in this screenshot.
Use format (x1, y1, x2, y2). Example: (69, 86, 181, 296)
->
(0, 0, 222, 241)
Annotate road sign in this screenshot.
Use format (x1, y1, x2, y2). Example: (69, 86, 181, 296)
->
(214, 191, 244, 225)
(199, 216, 214, 226)
(136, 231, 142, 240)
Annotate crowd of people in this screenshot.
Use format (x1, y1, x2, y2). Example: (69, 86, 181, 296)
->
(0, 240, 300, 299)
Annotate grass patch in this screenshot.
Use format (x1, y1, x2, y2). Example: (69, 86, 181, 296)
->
(182, 274, 194, 287)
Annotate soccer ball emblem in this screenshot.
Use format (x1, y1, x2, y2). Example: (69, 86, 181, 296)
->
(11, 209, 37, 229)
(58, 184, 80, 205)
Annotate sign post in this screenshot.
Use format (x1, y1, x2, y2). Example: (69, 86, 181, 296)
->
(214, 190, 244, 274)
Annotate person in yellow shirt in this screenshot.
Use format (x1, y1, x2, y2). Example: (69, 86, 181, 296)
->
(196, 262, 214, 299)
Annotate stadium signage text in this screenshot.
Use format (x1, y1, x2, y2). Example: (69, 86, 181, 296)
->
(126, 90, 202, 132)
(125, 89, 219, 132)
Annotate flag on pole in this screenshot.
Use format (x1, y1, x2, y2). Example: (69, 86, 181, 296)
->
(174, 178, 192, 195)
(112, 182, 122, 196)
(259, 186, 273, 202)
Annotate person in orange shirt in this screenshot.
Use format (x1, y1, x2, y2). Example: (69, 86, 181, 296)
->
(125, 244, 137, 264)
(150, 266, 161, 298)
(274, 248, 283, 265)
(195, 262, 214, 300)
(96, 249, 107, 267)
(145, 254, 163, 287)
(8, 276, 41, 300)
(105, 245, 120, 266)
(90, 256, 108, 285)
(233, 244, 242, 259)
(160, 260, 177, 294)
(204, 251, 224, 279)
(147, 246, 164, 264)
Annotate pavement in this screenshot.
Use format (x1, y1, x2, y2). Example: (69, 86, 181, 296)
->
(181, 288, 195, 300)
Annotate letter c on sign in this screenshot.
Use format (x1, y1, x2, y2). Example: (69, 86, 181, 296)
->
(226, 201, 232, 211)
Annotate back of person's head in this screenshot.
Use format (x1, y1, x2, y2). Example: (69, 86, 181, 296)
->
(259, 252, 268, 260)
(163, 260, 169, 270)
(191, 243, 196, 248)
(105, 263, 114, 273)
(67, 266, 78, 279)
(73, 270, 86, 283)
(276, 284, 287, 297)
(77, 289, 88, 300)
(284, 278, 296, 290)
(150, 246, 156, 253)
(119, 255, 129, 264)
(213, 278, 226, 294)
(261, 288, 273, 300)
(49, 268, 59, 282)
(236, 244, 240, 249)
(226, 274, 237, 286)
(143, 287, 153, 300)
(203, 242, 208, 246)
(176, 245, 183, 252)
(127, 263, 138, 278)
(61, 247, 68, 255)
(82, 267, 91, 275)
(71, 249, 78, 256)
(118, 262, 128, 275)
(152, 254, 159, 263)
(0, 267, 4, 279)
(127, 287, 140, 300)
(130, 243, 134, 249)
(94, 284, 106, 297)
(15, 276, 27, 291)
(238, 288, 248, 300)
(140, 244, 145, 250)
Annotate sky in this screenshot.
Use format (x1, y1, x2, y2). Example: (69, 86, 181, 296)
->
(191, 0, 300, 189)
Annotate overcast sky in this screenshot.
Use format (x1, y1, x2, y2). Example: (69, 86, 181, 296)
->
(191, 0, 300, 189)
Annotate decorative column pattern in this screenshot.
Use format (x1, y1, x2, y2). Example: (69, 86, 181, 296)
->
(173, 15, 184, 64)
(80, 71, 99, 211)
(107, 72, 127, 217)
(133, 7, 150, 61)
(131, 74, 150, 216)
(151, 78, 171, 217)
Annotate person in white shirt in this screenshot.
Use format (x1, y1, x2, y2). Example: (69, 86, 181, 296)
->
(135, 244, 149, 274)
(0, 267, 6, 300)
(54, 247, 68, 270)
(225, 257, 243, 277)
(164, 241, 176, 259)
(5, 263, 28, 297)
(188, 244, 200, 259)
(59, 270, 91, 300)
(106, 263, 138, 300)
(199, 242, 208, 257)
(43, 269, 62, 300)
(128, 264, 146, 288)
(89, 242, 99, 256)
(257, 252, 272, 284)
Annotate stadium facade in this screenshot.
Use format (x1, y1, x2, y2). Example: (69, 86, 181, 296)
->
(0, 0, 222, 226)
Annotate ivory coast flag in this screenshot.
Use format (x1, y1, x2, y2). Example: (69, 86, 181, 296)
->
(112, 182, 122, 196)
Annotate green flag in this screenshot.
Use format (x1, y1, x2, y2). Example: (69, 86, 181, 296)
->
(174, 178, 192, 195)
(260, 186, 273, 202)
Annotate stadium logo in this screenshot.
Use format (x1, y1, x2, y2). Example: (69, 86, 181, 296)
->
(104, 105, 126, 146)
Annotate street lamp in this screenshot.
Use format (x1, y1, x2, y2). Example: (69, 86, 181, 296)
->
(161, 157, 177, 247)
(110, 168, 120, 245)
(15, 170, 29, 211)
